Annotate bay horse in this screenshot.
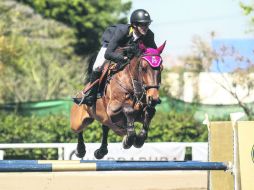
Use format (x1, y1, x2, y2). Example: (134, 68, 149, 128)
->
(70, 41, 166, 159)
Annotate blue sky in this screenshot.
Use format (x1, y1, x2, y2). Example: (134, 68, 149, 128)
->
(211, 39, 254, 72)
(129, 0, 253, 57)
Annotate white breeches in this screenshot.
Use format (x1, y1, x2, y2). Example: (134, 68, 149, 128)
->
(93, 47, 107, 71)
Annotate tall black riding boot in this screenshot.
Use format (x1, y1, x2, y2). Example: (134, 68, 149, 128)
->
(83, 70, 101, 106)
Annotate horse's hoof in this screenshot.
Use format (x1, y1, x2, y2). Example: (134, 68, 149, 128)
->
(122, 135, 132, 149)
(122, 134, 136, 149)
(133, 132, 147, 148)
(75, 149, 86, 158)
(94, 148, 108, 159)
(75, 143, 86, 158)
(133, 137, 145, 148)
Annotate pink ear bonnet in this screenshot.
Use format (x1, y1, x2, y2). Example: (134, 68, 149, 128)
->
(141, 41, 166, 68)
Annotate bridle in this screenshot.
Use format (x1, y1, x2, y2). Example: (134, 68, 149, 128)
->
(113, 47, 162, 107)
(137, 59, 160, 89)
(128, 54, 161, 107)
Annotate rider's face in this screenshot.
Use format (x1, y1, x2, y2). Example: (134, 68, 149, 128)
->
(135, 22, 150, 35)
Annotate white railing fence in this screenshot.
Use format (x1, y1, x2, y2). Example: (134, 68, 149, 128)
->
(0, 142, 208, 161)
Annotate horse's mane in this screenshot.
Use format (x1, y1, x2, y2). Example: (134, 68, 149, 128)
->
(121, 43, 143, 59)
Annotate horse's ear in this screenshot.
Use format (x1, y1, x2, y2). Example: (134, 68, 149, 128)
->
(139, 42, 146, 52)
(157, 41, 166, 54)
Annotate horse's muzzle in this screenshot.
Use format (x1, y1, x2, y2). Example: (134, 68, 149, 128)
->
(147, 96, 161, 107)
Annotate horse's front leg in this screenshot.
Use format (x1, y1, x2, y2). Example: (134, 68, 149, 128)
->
(75, 132, 86, 158)
(134, 107, 156, 148)
(94, 125, 109, 159)
(122, 106, 136, 149)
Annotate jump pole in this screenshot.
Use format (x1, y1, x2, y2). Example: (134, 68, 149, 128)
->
(0, 161, 228, 172)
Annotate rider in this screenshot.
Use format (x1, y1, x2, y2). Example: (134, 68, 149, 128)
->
(80, 9, 157, 106)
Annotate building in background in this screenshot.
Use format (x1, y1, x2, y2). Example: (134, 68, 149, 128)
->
(165, 72, 254, 105)
(165, 38, 254, 105)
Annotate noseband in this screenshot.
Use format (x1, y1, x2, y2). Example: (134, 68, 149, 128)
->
(143, 84, 160, 90)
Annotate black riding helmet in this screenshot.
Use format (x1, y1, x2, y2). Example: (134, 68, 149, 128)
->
(130, 9, 152, 24)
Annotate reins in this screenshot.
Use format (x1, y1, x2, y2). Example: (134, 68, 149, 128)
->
(112, 53, 161, 108)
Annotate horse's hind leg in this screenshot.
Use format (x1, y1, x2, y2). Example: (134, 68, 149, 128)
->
(94, 125, 109, 159)
(75, 132, 86, 158)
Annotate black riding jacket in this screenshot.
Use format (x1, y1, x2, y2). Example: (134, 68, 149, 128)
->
(102, 24, 157, 63)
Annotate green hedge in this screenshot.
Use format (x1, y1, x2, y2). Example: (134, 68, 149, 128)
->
(0, 108, 209, 159)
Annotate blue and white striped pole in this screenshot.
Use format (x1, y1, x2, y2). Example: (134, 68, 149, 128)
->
(0, 160, 229, 172)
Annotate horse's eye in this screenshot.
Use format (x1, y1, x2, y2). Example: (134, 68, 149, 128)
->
(142, 66, 147, 73)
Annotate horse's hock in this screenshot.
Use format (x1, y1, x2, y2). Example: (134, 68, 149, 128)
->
(70, 104, 93, 132)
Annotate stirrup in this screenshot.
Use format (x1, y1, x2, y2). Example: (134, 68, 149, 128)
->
(73, 90, 91, 106)
(73, 96, 94, 106)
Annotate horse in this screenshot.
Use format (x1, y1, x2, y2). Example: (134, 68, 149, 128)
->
(70, 41, 166, 159)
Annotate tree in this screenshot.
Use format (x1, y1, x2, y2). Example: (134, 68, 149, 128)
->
(164, 35, 216, 102)
(0, 1, 86, 103)
(170, 34, 254, 119)
(179, 35, 216, 73)
(213, 43, 254, 119)
(240, 2, 254, 32)
(17, 0, 132, 55)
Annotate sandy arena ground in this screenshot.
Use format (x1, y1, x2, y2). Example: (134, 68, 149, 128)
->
(0, 171, 208, 190)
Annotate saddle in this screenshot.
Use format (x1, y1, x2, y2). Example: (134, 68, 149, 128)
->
(81, 60, 129, 99)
